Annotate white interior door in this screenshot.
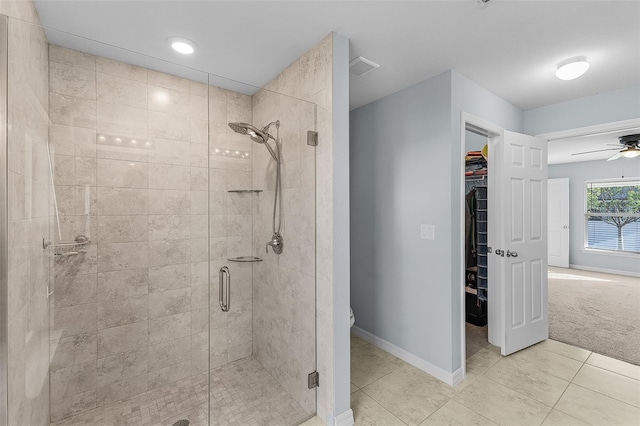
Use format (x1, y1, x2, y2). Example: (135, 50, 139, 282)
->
(498, 130, 548, 355)
(548, 178, 569, 267)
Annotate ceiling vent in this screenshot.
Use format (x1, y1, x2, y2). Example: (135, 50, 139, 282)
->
(349, 56, 380, 77)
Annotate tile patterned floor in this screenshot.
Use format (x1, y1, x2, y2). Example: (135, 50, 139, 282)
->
(209, 357, 310, 426)
(49, 335, 640, 426)
(51, 357, 311, 426)
(302, 334, 640, 426)
(465, 323, 489, 359)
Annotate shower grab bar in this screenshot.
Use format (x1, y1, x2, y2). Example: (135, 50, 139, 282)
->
(219, 266, 230, 312)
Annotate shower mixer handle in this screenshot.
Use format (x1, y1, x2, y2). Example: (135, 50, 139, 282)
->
(266, 233, 284, 255)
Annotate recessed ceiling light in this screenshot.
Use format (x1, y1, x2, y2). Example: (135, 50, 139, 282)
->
(555, 56, 589, 81)
(168, 37, 196, 55)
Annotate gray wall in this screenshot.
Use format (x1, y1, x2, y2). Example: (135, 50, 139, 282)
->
(466, 130, 487, 151)
(548, 159, 640, 275)
(332, 32, 352, 420)
(350, 71, 522, 374)
(351, 71, 454, 371)
(524, 85, 640, 135)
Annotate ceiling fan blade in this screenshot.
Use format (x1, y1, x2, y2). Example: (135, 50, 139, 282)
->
(607, 152, 623, 161)
(571, 148, 620, 156)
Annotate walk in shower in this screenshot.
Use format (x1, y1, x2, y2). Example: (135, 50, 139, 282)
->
(1, 14, 322, 426)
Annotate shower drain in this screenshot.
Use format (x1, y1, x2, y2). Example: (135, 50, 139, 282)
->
(172, 420, 189, 426)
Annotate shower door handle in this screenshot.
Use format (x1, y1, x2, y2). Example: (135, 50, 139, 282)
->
(219, 266, 230, 312)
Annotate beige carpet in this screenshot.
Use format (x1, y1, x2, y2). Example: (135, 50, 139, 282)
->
(548, 266, 640, 366)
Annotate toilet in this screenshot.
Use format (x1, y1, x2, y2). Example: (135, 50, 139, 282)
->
(350, 307, 355, 328)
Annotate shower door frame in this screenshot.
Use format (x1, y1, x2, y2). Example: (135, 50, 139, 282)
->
(0, 13, 9, 426)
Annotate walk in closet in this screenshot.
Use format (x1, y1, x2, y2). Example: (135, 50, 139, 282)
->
(464, 130, 490, 358)
(462, 120, 549, 360)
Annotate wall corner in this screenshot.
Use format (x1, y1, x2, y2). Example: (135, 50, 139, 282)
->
(331, 31, 351, 423)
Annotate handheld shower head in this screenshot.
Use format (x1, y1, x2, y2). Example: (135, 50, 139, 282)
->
(228, 121, 280, 162)
(228, 122, 269, 144)
(229, 120, 284, 254)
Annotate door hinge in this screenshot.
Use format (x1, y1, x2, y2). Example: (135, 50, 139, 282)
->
(307, 130, 318, 147)
(308, 371, 319, 389)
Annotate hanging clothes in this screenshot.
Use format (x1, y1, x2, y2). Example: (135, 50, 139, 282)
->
(465, 188, 477, 268)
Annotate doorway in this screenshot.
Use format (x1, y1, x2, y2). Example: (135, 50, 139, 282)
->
(541, 119, 640, 366)
(548, 178, 570, 267)
(464, 128, 490, 358)
(460, 115, 503, 370)
(460, 113, 550, 380)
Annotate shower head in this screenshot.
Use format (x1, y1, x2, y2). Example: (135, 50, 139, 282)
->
(228, 121, 280, 162)
(228, 122, 269, 144)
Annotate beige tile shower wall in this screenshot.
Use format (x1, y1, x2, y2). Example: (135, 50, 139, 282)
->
(47, 46, 255, 421)
(251, 34, 334, 418)
(0, 0, 43, 23)
(208, 86, 254, 369)
(2, 7, 52, 426)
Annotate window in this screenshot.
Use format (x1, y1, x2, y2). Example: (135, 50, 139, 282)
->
(585, 179, 640, 254)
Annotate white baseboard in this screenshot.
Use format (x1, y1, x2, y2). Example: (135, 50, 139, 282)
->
(334, 409, 354, 426)
(351, 326, 457, 386)
(569, 264, 640, 278)
(452, 367, 464, 386)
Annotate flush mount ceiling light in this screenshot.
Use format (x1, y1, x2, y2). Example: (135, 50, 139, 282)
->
(168, 37, 196, 55)
(555, 56, 589, 80)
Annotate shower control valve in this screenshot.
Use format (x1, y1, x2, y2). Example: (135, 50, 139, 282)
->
(266, 232, 284, 255)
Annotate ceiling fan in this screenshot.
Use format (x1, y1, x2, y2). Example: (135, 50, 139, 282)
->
(571, 134, 640, 161)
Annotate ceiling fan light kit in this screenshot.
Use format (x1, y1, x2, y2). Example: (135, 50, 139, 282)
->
(556, 56, 589, 80)
(620, 146, 640, 159)
(606, 134, 640, 161)
(571, 133, 640, 161)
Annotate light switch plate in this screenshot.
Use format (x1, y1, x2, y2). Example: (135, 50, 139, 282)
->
(421, 224, 435, 240)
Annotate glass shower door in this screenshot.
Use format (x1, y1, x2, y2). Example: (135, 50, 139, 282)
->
(208, 73, 318, 425)
(4, 15, 51, 426)
(45, 27, 214, 425)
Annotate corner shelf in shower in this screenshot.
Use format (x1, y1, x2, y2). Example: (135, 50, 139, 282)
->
(43, 235, 91, 257)
(227, 189, 263, 193)
(228, 256, 263, 263)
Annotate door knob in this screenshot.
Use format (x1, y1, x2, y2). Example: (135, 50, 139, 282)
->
(506, 250, 518, 258)
(495, 249, 504, 257)
(563, 225, 568, 229)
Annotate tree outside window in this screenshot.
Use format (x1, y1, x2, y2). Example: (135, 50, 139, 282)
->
(585, 180, 640, 253)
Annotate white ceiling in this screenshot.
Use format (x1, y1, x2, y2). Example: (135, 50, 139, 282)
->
(33, 0, 640, 113)
(31, 1, 640, 163)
